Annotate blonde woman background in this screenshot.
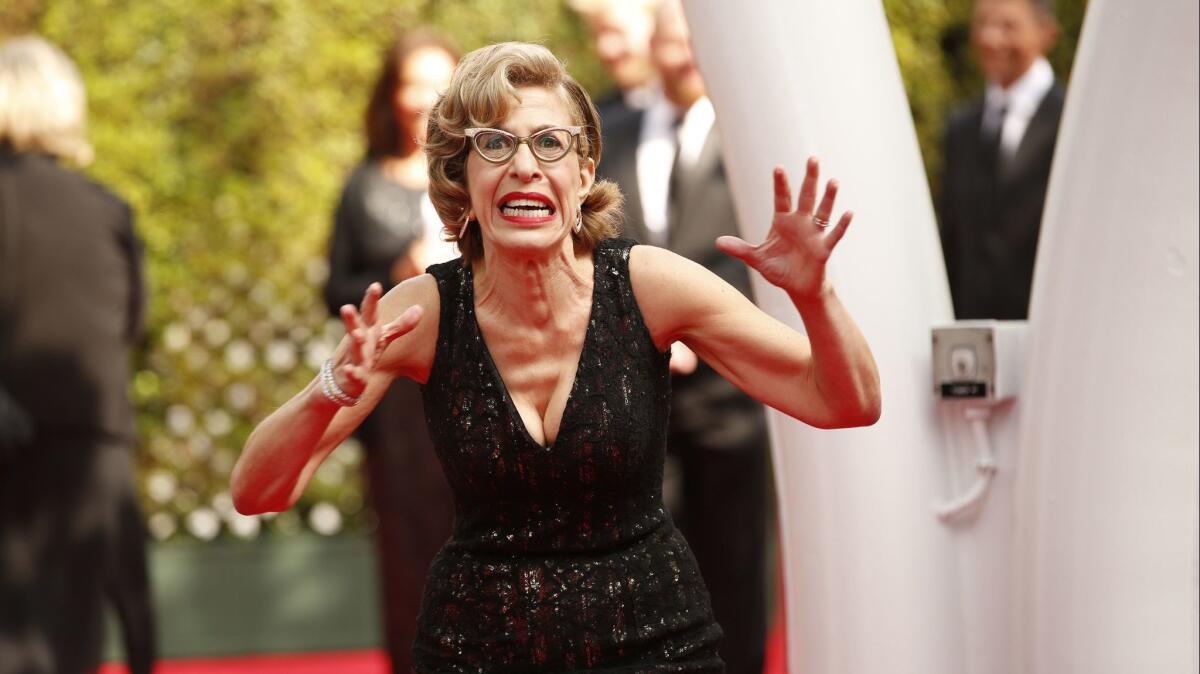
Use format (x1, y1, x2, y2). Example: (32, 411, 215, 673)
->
(0, 35, 154, 674)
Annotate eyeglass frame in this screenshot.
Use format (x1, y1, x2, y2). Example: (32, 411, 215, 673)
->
(463, 126, 586, 164)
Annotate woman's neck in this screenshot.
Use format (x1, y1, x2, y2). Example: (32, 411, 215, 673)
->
(474, 241, 592, 328)
(381, 152, 428, 190)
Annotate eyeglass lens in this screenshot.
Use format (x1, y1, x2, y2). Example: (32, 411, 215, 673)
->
(473, 128, 574, 162)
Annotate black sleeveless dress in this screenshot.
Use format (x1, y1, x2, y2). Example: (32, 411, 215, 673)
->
(414, 239, 724, 672)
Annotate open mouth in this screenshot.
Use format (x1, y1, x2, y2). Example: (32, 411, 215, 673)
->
(498, 194, 556, 219)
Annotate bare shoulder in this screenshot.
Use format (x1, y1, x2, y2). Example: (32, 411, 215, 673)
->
(629, 242, 687, 279)
(628, 244, 748, 348)
(376, 270, 440, 318)
(375, 272, 441, 382)
(628, 245, 686, 345)
(627, 244, 717, 295)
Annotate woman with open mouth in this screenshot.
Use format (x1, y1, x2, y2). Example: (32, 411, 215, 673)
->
(232, 41, 880, 673)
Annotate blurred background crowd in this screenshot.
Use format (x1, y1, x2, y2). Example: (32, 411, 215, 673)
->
(0, 0, 1088, 672)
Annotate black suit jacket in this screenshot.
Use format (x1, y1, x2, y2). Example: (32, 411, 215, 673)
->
(0, 149, 144, 445)
(939, 84, 1065, 320)
(598, 109, 754, 299)
(594, 88, 633, 130)
(598, 108, 764, 450)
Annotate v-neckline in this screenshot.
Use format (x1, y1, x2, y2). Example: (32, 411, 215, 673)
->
(467, 253, 601, 451)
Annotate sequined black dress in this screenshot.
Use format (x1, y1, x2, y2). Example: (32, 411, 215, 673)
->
(414, 239, 724, 672)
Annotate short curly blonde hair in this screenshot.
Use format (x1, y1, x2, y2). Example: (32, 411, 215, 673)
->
(424, 42, 623, 262)
(0, 36, 93, 166)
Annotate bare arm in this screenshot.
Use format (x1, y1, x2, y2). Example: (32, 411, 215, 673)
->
(231, 275, 439, 514)
(633, 158, 880, 428)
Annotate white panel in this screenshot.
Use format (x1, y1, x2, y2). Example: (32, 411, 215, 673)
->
(683, 2, 981, 672)
(1012, 0, 1200, 671)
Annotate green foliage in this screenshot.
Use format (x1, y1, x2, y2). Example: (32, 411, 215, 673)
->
(2, 0, 604, 542)
(1, 0, 1085, 541)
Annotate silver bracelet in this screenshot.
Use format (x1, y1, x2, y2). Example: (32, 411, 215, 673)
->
(319, 359, 360, 407)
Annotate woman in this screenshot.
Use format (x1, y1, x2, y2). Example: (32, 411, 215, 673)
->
(322, 31, 459, 674)
(325, 30, 461, 306)
(233, 42, 879, 671)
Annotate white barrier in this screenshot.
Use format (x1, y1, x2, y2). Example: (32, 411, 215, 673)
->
(684, 2, 967, 672)
(1012, 1, 1200, 671)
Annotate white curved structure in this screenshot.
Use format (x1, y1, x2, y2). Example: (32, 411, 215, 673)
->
(1011, 1, 1200, 671)
(684, 2, 968, 672)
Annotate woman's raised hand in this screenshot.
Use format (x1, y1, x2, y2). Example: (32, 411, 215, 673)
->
(333, 282, 423, 397)
(716, 157, 853, 299)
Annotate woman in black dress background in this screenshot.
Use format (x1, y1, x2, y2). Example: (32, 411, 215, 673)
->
(322, 30, 459, 674)
(236, 42, 880, 671)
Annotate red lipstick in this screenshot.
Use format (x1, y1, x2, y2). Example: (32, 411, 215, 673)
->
(496, 191, 557, 225)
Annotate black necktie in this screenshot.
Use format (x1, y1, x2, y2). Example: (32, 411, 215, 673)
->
(666, 115, 686, 241)
(980, 104, 1007, 174)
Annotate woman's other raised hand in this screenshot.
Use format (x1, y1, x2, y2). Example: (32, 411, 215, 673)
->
(333, 282, 423, 397)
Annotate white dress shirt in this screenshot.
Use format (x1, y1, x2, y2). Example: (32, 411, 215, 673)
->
(636, 92, 716, 246)
(621, 84, 657, 111)
(984, 57, 1056, 159)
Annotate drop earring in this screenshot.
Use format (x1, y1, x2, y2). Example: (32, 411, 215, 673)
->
(574, 207, 583, 234)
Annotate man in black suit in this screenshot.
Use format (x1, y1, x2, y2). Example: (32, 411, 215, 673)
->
(941, 0, 1064, 319)
(596, 2, 768, 671)
(0, 37, 155, 674)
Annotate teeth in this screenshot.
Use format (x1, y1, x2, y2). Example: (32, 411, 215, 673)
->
(504, 198, 552, 209)
(502, 206, 551, 218)
(499, 197, 555, 219)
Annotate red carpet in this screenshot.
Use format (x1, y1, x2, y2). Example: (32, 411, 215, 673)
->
(102, 626, 783, 674)
(762, 545, 789, 674)
(763, 606, 787, 674)
(99, 649, 389, 674)
(103, 638, 781, 674)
